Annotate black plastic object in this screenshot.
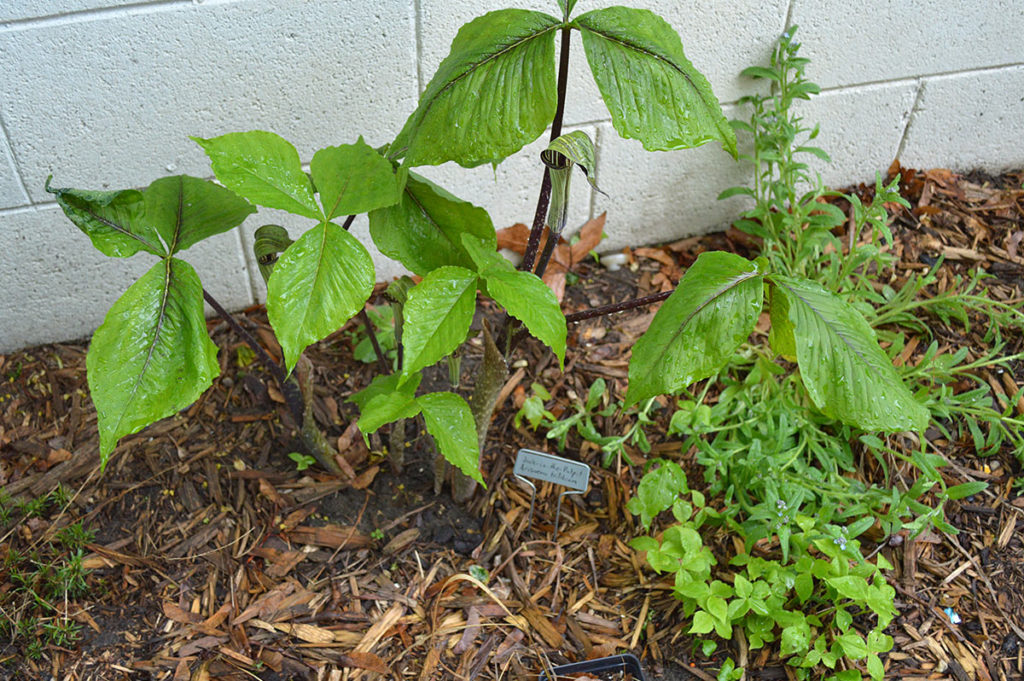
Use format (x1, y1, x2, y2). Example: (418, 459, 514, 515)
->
(538, 654, 646, 681)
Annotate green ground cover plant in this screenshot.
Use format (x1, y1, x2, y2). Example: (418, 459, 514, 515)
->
(0, 487, 95, 661)
(611, 28, 1021, 679)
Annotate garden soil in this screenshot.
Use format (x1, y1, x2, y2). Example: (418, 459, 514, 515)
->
(1, 164, 1022, 680)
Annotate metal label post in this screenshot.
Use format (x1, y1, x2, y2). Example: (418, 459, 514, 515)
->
(512, 448, 590, 540)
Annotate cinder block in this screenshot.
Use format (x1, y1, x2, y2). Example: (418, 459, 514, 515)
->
(901, 66, 1024, 172)
(591, 108, 753, 252)
(790, 0, 1024, 90)
(417, 0, 786, 129)
(0, 1, 136, 23)
(0, 205, 252, 352)
(1, 0, 418, 203)
(793, 81, 919, 188)
(0, 131, 28, 208)
(646, 0, 789, 105)
(415, 125, 596, 243)
(592, 80, 917, 252)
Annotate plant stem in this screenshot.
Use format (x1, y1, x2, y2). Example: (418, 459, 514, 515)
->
(520, 25, 572, 275)
(359, 308, 390, 373)
(511, 290, 673, 349)
(202, 288, 304, 424)
(204, 289, 283, 383)
(564, 291, 672, 324)
(521, 170, 553, 276)
(533, 225, 560, 280)
(337, 212, 390, 372)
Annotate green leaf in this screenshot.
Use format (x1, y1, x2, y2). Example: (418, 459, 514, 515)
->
(401, 267, 478, 379)
(835, 607, 853, 632)
(795, 145, 831, 162)
(193, 131, 321, 219)
(690, 610, 715, 634)
(740, 65, 780, 81)
(866, 653, 884, 681)
(706, 596, 729, 623)
(629, 536, 659, 554)
(867, 631, 893, 653)
(349, 372, 421, 412)
(780, 620, 811, 657)
(627, 460, 687, 528)
(827, 575, 869, 602)
(462, 232, 514, 273)
(769, 275, 929, 432)
(311, 137, 406, 219)
(846, 516, 877, 539)
(47, 180, 159, 257)
(945, 481, 988, 499)
(717, 186, 756, 200)
(267, 221, 374, 372)
(49, 175, 254, 259)
(392, 9, 560, 167)
(768, 287, 797, 361)
(87, 259, 218, 463)
(864, 583, 898, 626)
(418, 392, 484, 485)
(794, 571, 814, 603)
(358, 388, 422, 434)
(666, 526, 705, 561)
(479, 267, 566, 368)
(626, 252, 764, 406)
(368, 173, 496, 276)
(462, 234, 565, 365)
(717, 658, 740, 681)
(145, 175, 256, 254)
(575, 7, 736, 156)
(837, 632, 868, 659)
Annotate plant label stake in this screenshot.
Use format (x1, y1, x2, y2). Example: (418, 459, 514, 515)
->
(513, 448, 589, 540)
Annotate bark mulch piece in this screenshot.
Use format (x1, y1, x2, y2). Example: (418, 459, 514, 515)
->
(1, 166, 1022, 680)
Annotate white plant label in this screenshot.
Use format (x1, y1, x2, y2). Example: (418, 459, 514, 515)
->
(513, 449, 590, 492)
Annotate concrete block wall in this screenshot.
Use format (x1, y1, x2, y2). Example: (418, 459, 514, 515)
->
(2, 0, 1022, 351)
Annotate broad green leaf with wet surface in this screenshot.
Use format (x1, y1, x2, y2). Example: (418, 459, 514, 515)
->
(87, 259, 218, 463)
(626, 252, 764, 406)
(392, 9, 560, 167)
(418, 392, 484, 485)
(768, 275, 928, 432)
(267, 221, 375, 372)
(400, 266, 478, 381)
(574, 7, 737, 156)
(463, 235, 566, 368)
(46, 181, 157, 258)
(193, 131, 321, 219)
(143, 175, 256, 254)
(310, 137, 406, 219)
(368, 173, 496, 276)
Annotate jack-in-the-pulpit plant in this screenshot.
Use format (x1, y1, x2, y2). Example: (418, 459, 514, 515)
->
(49, 1, 925, 497)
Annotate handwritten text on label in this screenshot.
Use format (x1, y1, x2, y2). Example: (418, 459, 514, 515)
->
(513, 449, 590, 492)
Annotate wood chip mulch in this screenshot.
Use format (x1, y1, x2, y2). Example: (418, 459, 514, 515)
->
(1, 165, 1022, 681)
